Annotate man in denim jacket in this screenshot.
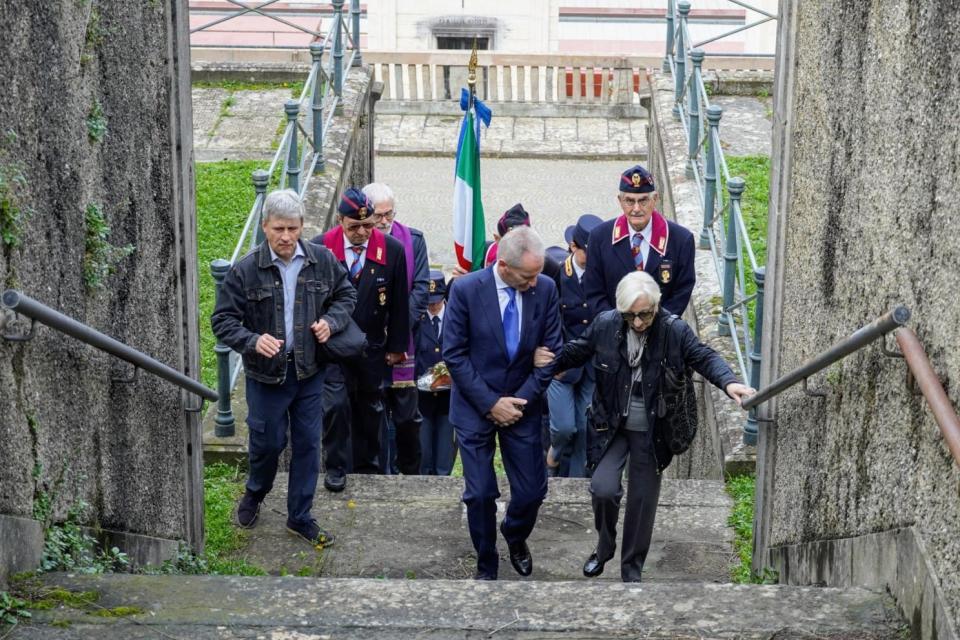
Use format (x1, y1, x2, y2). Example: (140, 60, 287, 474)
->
(211, 189, 356, 546)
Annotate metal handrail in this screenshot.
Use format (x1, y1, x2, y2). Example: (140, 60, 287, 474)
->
(896, 328, 960, 467)
(742, 307, 911, 412)
(663, 0, 775, 444)
(1, 290, 217, 403)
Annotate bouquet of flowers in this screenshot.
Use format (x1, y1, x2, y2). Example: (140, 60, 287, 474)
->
(417, 361, 452, 392)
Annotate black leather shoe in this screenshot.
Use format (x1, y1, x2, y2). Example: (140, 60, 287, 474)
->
(286, 519, 335, 548)
(583, 552, 609, 578)
(473, 571, 497, 581)
(324, 469, 346, 492)
(501, 523, 533, 576)
(235, 492, 261, 529)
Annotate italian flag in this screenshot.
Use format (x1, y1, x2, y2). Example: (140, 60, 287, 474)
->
(453, 109, 487, 272)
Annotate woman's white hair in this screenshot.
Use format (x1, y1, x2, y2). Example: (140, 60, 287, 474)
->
(498, 226, 544, 267)
(262, 189, 304, 221)
(362, 182, 396, 209)
(615, 271, 661, 312)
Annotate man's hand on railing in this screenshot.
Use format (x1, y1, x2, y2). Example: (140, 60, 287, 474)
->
(311, 319, 331, 344)
(256, 333, 284, 358)
(725, 383, 756, 407)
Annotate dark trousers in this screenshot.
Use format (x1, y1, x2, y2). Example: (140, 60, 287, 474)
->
(456, 416, 547, 578)
(321, 350, 386, 474)
(590, 429, 662, 582)
(381, 385, 422, 475)
(419, 391, 455, 475)
(245, 358, 325, 525)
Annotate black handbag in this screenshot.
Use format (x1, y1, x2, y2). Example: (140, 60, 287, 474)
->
(317, 317, 368, 363)
(656, 315, 699, 455)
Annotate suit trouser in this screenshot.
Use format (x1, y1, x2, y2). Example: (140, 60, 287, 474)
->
(321, 349, 386, 474)
(382, 385, 422, 475)
(456, 416, 547, 577)
(590, 428, 662, 582)
(245, 358, 325, 525)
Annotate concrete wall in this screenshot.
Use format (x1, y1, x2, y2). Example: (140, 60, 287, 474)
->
(0, 0, 202, 566)
(758, 0, 960, 637)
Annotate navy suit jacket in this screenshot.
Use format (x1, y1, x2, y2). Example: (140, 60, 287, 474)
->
(583, 212, 696, 317)
(442, 267, 562, 432)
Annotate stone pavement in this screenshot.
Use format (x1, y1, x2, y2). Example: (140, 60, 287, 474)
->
(17, 572, 904, 639)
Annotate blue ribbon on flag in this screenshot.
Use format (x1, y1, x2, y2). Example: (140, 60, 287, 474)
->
(460, 88, 492, 127)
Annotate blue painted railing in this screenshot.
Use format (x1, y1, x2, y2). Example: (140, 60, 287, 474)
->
(209, 0, 363, 437)
(663, 0, 775, 446)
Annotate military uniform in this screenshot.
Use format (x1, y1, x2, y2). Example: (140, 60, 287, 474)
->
(415, 270, 455, 475)
(313, 190, 410, 478)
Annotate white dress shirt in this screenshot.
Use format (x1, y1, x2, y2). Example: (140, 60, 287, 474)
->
(629, 218, 653, 267)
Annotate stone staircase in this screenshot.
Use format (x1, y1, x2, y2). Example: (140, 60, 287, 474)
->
(15, 475, 908, 638)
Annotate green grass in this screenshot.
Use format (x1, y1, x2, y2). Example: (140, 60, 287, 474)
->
(722, 155, 770, 331)
(450, 441, 505, 478)
(725, 473, 755, 583)
(202, 463, 266, 575)
(196, 160, 271, 390)
(193, 79, 306, 97)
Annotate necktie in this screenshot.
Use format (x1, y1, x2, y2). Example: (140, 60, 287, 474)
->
(349, 245, 364, 279)
(503, 287, 519, 361)
(432, 315, 442, 344)
(631, 233, 644, 271)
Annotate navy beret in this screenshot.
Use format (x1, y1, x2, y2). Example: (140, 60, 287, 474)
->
(497, 203, 531, 237)
(619, 165, 655, 194)
(338, 187, 372, 220)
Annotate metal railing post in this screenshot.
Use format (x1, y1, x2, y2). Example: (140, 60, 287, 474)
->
(211, 259, 235, 437)
(687, 48, 704, 178)
(700, 105, 722, 249)
(284, 100, 301, 194)
(663, 0, 675, 72)
(310, 43, 326, 173)
(744, 266, 765, 445)
(718, 176, 744, 337)
(672, 0, 690, 119)
(252, 169, 270, 245)
(332, 0, 345, 101)
(350, 0, 362, 66)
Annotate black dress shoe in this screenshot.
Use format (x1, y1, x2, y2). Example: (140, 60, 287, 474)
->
(324, 469, 346, 492)
(473, 571, 497, 580)
(235, 492, 261, 528)
(583, 552, 609, 578)
(500, 523, 532, 576)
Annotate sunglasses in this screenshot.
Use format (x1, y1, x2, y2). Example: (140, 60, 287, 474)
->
(621, 308, 657, 323)
(345, 221, 376, 231)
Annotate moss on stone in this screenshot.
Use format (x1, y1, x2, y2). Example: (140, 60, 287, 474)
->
(88, 605, 143, 618)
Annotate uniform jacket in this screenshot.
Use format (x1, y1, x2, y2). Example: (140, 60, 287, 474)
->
(555, 255, 592, 385)
(442, 267, 562, 432)
(414, 311, 450, 414)
(583, 211, 696, 317)
(211, 240, 357, 384)
(313, 227, 410, 354)
(553, 308, 738, 472)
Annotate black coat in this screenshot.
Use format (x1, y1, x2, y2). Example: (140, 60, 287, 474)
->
(554, 308, 739, 472)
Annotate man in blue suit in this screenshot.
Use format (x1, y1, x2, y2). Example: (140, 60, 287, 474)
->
(443, 226, 563, 580)
(583, 165, 696, 316)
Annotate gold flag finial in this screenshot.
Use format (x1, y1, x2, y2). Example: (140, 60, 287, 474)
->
(467, 37, 478, 88)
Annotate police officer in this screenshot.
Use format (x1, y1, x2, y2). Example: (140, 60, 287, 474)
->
(583, 165, 695, 316)
(314, 188, 410, 490)
(546, 214, 602, 478)
(212, 189, 356, 546)
(415, 270, 455, 475)
(363, 182, 430, 476)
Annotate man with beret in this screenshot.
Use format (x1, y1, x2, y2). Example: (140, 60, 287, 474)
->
(415, 269, 456, 475)
(313, 188, 410, 490)
(546, 213, 603, 478)
(583, 165, 696, 316)
(363, 182, 430, 476)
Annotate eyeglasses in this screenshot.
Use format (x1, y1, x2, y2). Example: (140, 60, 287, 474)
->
(371, 209, 396, 222)
(621, 308, 657, 323)
(345, 221, 376, 231)
(622, 195, 654, 208)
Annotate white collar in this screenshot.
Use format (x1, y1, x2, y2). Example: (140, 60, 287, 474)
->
(630, 218, 652, 244)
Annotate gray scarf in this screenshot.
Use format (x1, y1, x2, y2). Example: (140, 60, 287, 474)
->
(626, 328, 647, 371)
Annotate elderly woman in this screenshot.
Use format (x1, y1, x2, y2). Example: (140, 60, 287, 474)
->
(535, 271, 753, 582)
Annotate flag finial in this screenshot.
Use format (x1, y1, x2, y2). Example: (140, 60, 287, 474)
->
(467, 38, 478, 89)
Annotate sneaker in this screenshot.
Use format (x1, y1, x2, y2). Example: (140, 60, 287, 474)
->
(235, 492, 261, 529)
(286, 519, 336, 548)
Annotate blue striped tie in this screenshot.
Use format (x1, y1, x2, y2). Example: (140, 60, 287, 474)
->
(632, 233, 644, 270)
(503, 287, 519, 360)
(349, 246, 364, 279)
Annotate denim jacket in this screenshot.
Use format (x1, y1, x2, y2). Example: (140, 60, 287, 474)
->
(211, 240, 357, 384)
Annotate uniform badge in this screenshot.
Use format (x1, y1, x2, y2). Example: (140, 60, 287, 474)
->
(657, 236, 667, 252)
(613, 224, 622, 241)
(659, 260, 673, 284)
(358, 207, 368, 220)
(429, 280, 437, 293)
(378, 287, 387, 306)
(632, 173, 642, 188)
(376, 247, 383, 262)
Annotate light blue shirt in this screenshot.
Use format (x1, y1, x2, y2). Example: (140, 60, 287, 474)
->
(493, 266, 522, 342)
(629, 218, 653, 267)
(270, 242, 306, 353)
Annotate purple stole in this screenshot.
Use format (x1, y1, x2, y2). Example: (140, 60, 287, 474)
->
(390, 221, 416, 387)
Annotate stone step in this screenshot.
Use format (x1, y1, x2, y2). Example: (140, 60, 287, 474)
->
(20, 572, 904, 639)
(233, 474, 735, 582)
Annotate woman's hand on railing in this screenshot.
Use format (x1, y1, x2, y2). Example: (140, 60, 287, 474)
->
(725, 382, 756, 407)
(534, 346, 556, 368)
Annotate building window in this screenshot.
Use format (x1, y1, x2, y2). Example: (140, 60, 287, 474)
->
(436, 36, 489, 50)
